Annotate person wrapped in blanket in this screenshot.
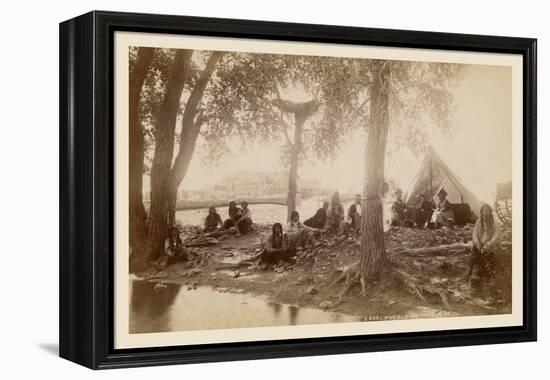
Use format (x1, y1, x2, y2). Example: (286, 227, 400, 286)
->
(258, 222, 295, 265)
(235, 201, 253, 235)
(152, 227, 189, 270)
(469, 203, 500, 291)
(347, 194, 362, 232)
(324, 191, 345, 234)
(416, 194, 434, 228)
(286, 211, 318, 249)
(391, 188, 408, 226)
(260, 212, 319, 266)
(304, 201, 329, 229)
(204, 206, 223, 232)
(222, 201, 241, 229)
(430, 188, 454, 228)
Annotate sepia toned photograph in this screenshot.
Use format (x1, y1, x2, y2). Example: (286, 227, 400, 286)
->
(116, 33, 523, 348)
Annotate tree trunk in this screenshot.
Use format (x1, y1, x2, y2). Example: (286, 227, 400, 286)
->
(273, 99, 319, 221)
(146, 51, 222, 262)
(287, 111, 305, 221)
(168, 52, 224, 225)
(360, 61, 390, 296)
(170, 52, 223, 186)
(129, 47, 154, 252)
(167, 184, 178, 228)
(147, 50, 192, 260)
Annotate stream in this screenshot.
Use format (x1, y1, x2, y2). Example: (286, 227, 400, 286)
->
(130, 279, 361, 334)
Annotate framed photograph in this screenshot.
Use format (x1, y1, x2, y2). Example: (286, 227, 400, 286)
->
(59, 11, 537, 369)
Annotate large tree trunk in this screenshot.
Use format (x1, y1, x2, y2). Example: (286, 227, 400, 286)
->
(129, 47, 155, 253)
(146, 51, 222, 263)
(360, 61, 390, 296)
(147, 50, 192, 260)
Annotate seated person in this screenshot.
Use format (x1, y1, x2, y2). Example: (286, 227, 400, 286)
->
(347, 194, 362, 231)
(222, 201, 241, 229)
(431, 188, 454, 228)
(204, 206, 223, 232)
(416, 194, 433, 228)
(286, 210, 318, 249)
(259, 223, 296, 265)
(304, 201, 329, 229)
(235, 201, 253, 235)
(391, 189, 408, 226)
(153, 227, 188, 270)
(324, 191, 345, 234)
(469, 204, 500, 290)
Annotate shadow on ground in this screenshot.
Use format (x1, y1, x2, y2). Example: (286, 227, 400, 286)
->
(38, 343, 58, 356)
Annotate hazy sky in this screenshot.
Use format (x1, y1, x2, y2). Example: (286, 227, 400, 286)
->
(146, 63, 511, 204)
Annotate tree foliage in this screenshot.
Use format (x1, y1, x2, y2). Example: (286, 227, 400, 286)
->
(386, 60, 466, 154)
(200, 53, 374, 166)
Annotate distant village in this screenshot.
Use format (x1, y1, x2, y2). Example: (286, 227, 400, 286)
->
(143, 170, 333, 202)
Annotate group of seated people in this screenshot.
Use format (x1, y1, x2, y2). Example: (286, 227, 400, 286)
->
(203, 200, 254, 236)
(201, 191, 356, 241)
(155, 188, 457, 269)
(259, 211, 321, 265)
(156, 192, 499, 289)
(304, 192, 362, 233)
(259, 198, 500, 287)
(259, 191, 357, 266)
(391, 188, 455, 229)
(153, 201, 254, 269)
(201, 187, 456, 239)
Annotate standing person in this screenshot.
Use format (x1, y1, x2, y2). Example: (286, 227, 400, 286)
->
(222, 201, 241, 229)
(153, 227, 187, 270)
(430, 188, 454, 228)
(304, 201, 329, 229)
(286, 210, 318, 249)
(469, 204, 500, 290)
(236, 201, 253, 235)
(416, 194, 433, 228)
(204, 206, 223, 232)
(347, 194, 362, 231)
(324, 191, 345, 234)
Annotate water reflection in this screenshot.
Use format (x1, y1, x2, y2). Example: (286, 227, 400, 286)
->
(288, 305, 299, 325)
(267, 302, 282, 316)
(130, 280, 360, 334)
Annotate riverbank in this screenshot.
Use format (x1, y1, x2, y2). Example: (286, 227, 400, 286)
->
(137, 223, 512, 322)
(143, 194, 358, 211)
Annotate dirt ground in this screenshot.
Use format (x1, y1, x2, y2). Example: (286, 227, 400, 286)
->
(138, 223, 512, 321)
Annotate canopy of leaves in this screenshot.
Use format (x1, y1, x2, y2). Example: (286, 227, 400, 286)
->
(201, 53, 372, 164)
(386, 60, 466, 155)
(134, 46, 466, 170)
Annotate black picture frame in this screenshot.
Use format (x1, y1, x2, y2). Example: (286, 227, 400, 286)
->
(59, 10, 537, 369)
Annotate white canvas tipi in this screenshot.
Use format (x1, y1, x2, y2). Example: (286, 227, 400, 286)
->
(404, 146, 483, 217)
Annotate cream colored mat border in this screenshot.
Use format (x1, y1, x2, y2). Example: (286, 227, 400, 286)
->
(113, 31, 523, 349)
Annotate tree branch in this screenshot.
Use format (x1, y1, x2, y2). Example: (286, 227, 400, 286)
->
(170, 51, 224, 186)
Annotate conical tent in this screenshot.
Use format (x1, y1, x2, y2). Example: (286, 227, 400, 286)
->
(404, 146, 483, 217)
